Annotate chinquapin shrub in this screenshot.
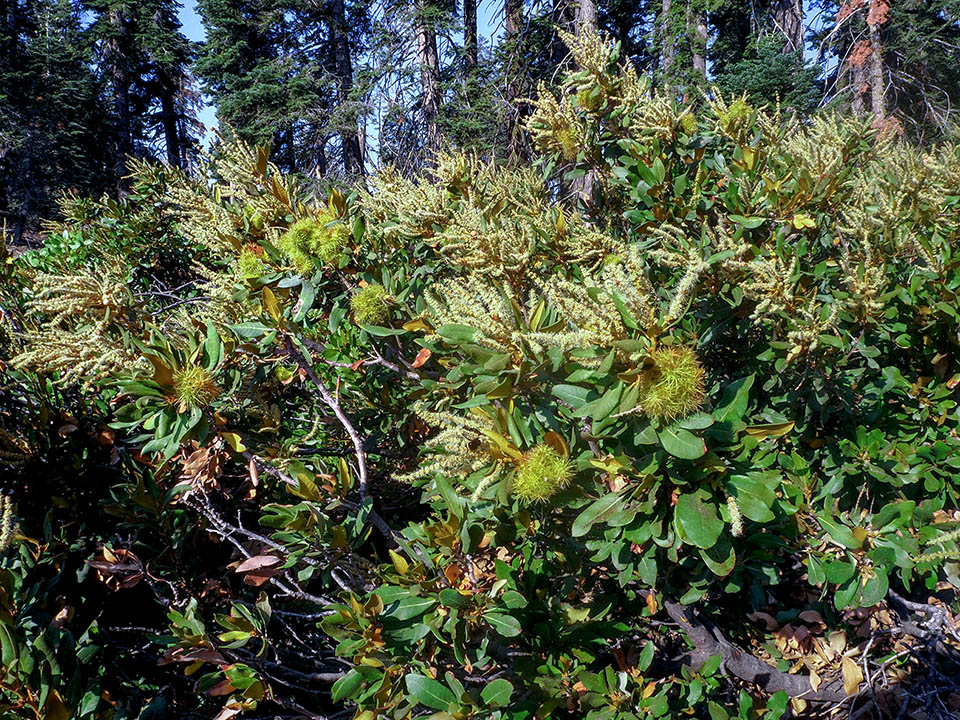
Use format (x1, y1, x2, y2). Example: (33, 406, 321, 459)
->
(2, 29, 960, 720)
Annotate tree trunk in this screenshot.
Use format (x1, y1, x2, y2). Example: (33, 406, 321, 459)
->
(550, 0, 573, 68)
(772, 0, 802, 53)
(661, 0, 674, 82)
(868, 12, 885, 118)
(107, 6, 132, 190)
(331, 0, 364, 177)
(689, 1, 707, 79)
(463, 0, 477, 71)
(576, 0, 596, 36)
(504, 0, 524, 159)
(415, 0, 441, 161)
(157, 68, 181, 167)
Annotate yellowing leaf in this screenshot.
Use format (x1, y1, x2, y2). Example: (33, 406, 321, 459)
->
(389, 549, 409, 575)
(262, 286, 281, 322)
(221, 432, 247, 453)
(841, 656, 864, 695)
(745, 421, 795, 439)
(402, 318, 432, 332)
(792, 213, 816, 229)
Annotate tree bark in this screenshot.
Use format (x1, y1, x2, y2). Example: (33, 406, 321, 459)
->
(550, 0, 573, 68)
(664, 601, 848, 702)
(157, 67, 181, 167)
(772, 0, 803, 53)
(330, 0, 364, 177)
(576, 0, 596, 36)
(689, 1, 707, 80)
(107, 6, 132, 190)
(868, 15, 885, 118)
(661, 0, 674, 82)
(415, 0, 441, 161)
(463, 0, 477, 71)
(504, 0, 524, 159)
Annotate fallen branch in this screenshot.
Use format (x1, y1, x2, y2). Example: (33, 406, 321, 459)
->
(664, 601, 849, 703)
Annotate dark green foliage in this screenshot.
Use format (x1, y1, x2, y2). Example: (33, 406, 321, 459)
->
(713, 37, 821, 113)
(0, 0, 113, 239)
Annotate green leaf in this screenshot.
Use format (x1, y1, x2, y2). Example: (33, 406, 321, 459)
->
(382, 596, 437, 621)
(359, 324, 406, 337)
(331, 669, 364, 702)
(859, 569, 888, 607)
(658, 426, 706, 459)
(700, 538, 736, 576)
(729, 214, 766, 228)
(480, 679, 514, 707)
(293, 280, 315, 321)
(405, 674, 456, 710)
(818, 517, 862, 550)
(552, 384, 595, 409)
(203, 322, 223, 369)
(675, 492, 723, 549)
(766, 691, 789, 720)
(637, 640, 655, 671)
(436, 324, 478, 343)
(485, 612, 522, 637)
(572, 492, 625, 537)
(713, 375, 754, 423)
(727, 472, 778, 523)
(229, 322, 273, 339)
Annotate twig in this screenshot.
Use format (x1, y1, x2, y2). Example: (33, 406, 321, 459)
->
(285, 336, 370, 499)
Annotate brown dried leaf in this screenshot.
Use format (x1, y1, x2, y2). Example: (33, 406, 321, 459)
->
(411, 347, 432, 368)
(842, 656, 864, 695)
(234, 555, 282, 573)
(747, 611, 779, 631)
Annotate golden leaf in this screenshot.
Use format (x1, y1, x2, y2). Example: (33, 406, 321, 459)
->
(841, 656, 864, 695)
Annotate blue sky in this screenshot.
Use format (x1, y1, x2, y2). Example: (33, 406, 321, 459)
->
(175, 0, 506, 143)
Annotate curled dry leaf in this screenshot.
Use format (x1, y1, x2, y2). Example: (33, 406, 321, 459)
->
(234, 554, 283, 586)
(88, 547, 144, 591)
(841, 655, 864, 695)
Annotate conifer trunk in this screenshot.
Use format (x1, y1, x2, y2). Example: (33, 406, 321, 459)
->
(504, 0, 524, 159)
(331, 0, 364, 176)
(869, 13, 885, 118)
(689, 1, 707, 80)
(773, 0, 803, 52)
(576, 0, 596, 35)
(550, 0, 573, 68)
(661, 0, 675, 82)
(415, 0, 441, 161)
(157, 68, 181, 167)
(464, 0, 477, 71)
(107, 6, 132, 189)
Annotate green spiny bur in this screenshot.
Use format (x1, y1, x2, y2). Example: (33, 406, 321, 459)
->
(636, 346, 705, 421)
(513, 444, 573, 503)
(351, 283, 390, 325)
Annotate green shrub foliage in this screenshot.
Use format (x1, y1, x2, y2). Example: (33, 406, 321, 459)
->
(2, 30, 960, 720)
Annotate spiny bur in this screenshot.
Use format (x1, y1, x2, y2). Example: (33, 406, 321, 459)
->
(351, 283, 390, 325)
(173, 364, 219, 410)
(513, 444, 573, 503)
(276, 212, 350, 275)
(636, 347, 705, 421)
(238, 245, 267, 280)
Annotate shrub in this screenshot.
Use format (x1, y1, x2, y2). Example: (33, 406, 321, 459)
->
(2, 30, 960, 720)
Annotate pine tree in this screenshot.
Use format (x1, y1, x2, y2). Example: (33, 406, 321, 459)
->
(84, 0, 199, 178)
(0, 0, 113, 238)
(415, 0, 442, 159)
(813, 0, 960, 138)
